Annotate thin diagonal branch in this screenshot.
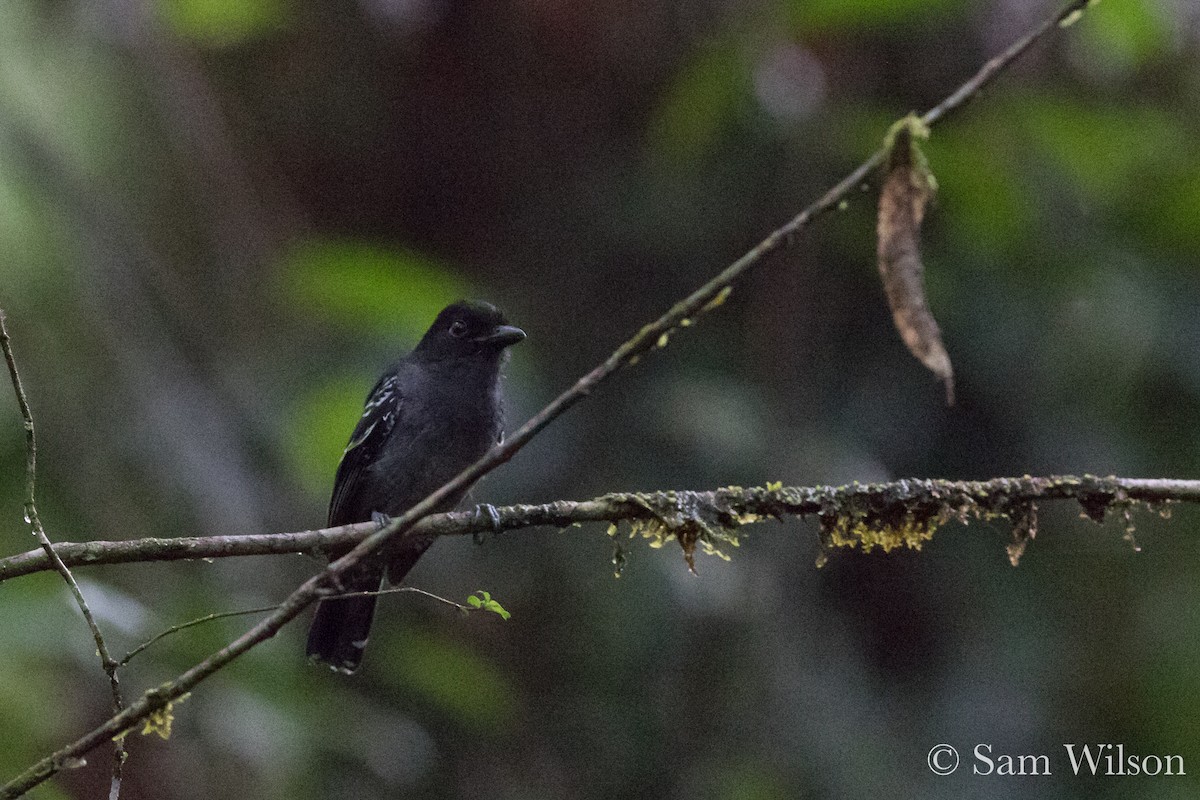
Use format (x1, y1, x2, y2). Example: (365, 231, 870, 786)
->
(118, 606, 280, 667)
(2, 476, 1198, 583)
(0, 2, 1099, 796)
(0, 312, 128, 799)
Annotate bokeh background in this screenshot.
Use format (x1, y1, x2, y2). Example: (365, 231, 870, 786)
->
(2, 0, 1199, 797)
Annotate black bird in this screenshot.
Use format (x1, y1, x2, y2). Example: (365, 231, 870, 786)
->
(306, 300, 525, 673)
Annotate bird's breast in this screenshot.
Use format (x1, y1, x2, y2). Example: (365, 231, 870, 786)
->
(366, 380, 502, 514)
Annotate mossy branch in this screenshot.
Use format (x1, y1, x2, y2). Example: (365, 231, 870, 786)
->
(2, 476, 1194, 583)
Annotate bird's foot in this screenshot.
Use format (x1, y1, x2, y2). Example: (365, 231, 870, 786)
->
(371, 511, 393, 529)
(472, 503, 502, 544)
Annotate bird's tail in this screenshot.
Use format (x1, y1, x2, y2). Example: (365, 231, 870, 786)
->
(306, 564, 384, 674)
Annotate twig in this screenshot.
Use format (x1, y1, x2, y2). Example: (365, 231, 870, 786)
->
(0, 312, 128, 799)
(117, 587, 470, 666)
(117, 606, 279, 667)
(0, 2, 1100, 795)
(2, 476, 1198, 582)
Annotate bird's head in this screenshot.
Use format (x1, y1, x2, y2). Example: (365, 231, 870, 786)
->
(412, 300, 526, 362)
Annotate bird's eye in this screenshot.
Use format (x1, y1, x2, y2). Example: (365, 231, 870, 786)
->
(448, 320, 468, 338)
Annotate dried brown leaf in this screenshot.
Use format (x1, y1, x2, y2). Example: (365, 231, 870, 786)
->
(877, 115, 954, 405)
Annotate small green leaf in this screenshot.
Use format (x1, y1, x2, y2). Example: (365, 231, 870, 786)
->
(482, 600, 511, 621)
(469, 590, 511, 621)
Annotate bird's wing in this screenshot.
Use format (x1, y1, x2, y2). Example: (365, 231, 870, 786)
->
(328, 371, 404, 526)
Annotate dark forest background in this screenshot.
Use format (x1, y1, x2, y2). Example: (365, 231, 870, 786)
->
(2, 0, 1200, 798)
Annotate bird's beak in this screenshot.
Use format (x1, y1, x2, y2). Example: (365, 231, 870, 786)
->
(477, 324, 526, 347)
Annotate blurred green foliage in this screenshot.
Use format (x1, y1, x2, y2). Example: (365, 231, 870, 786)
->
(1076, 0, 1173, 69)
(157, 0, 287, 46)
(375, 626, 517, 733)
(786, 0, 965, 31)
(650, 41, 752, 165)
(1018, 99, 1186, 203)
(286, 374, 368, 494)
(280, 237, 469, 341)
